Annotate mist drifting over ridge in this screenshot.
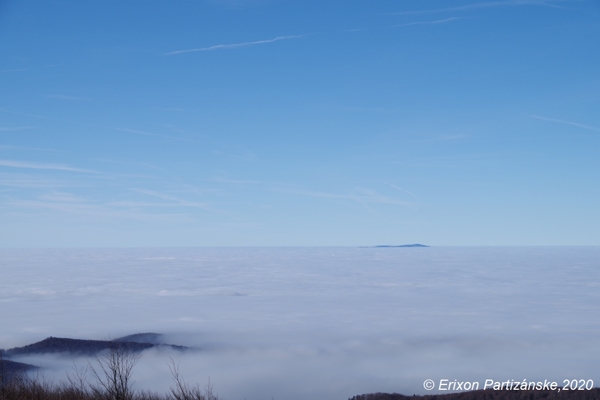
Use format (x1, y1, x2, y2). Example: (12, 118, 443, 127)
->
(1, 247, 599, 400)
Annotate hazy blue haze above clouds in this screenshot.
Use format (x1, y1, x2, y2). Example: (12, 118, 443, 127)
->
(1, 247, 599, 399)
(1, 0, 599, 246)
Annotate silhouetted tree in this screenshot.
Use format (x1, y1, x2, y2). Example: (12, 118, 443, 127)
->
(0, 349, 6, 400)
(89, 342, 140, 400)
(168, 358, 220, 400)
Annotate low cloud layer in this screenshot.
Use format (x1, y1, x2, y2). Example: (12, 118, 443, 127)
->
(2, 247, 599, 399)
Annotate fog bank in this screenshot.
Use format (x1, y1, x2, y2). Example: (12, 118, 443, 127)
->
(2, 247, 599, 399)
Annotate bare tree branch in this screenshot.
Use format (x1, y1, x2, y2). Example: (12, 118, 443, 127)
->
(89, 341, 140, 400)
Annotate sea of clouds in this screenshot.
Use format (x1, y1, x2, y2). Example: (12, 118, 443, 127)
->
(1, 247, 599, 400)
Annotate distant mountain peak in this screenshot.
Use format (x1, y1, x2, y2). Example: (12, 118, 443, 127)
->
(374, 244, 429, 248)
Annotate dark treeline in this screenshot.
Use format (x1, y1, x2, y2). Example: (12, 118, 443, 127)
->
(0, 373, 220, 400)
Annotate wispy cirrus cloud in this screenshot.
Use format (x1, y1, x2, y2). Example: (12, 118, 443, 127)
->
(530, 115, 600, 133)
(130, 188, 210, 209)
(112, 127, 187, 141)
(392, 17, 463, 28)
(0, 68, 29, 73)
(0, 108, 47, 119)
(38, 191, 88, 203)
(0, 174, 71, 189)
(429, 133, 470, 141)
(389, 0, 570, 15)
(385, 183, 419, 200)
(165, 34, 308, 55)
(3, 198, 190, 222)
(107, 201, 187, 208)
(45, 94, 90, 101)
(0, 159, 96, 173)
(0, 145, 62, 152)
(212, 177, 280, 186)
(93, 158, 164, 170)
(214, 177, 416, 206)
(281, 188, 415, 206)
(0, 126, 35, 132)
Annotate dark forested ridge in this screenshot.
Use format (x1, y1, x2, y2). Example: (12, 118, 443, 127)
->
(349, 389, 600, 400)
(374, 244, 429, 248)
(5, 337, 153, 357)
(0, 358, 37, 374)
(3, 335, 188, 357)
(0, 334, 190, 376)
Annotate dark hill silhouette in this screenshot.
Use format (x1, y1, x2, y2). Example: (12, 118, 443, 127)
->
(349, 389, 600, 400)
(4, 335, 188, 357)
(0, 358, 37, 376)
(374, 244, 429, 248)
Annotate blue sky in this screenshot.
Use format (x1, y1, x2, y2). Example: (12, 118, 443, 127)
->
(0, 0, 599, 246)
